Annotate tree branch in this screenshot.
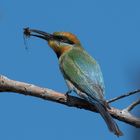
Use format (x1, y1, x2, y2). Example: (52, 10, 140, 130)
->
(124, 99, 140, 112)
(0, 75, 140, 128)
(107, 89, 140, 103)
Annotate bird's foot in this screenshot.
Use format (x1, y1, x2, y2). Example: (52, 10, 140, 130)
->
(65, 90, 73, 97)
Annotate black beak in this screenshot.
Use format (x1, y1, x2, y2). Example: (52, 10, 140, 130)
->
(24, 27, 54, 41)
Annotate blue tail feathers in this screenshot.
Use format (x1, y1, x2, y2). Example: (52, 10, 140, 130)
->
(87, 97, 123, 136)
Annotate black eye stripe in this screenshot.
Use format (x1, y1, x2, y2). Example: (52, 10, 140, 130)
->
(54, 35, 74, 45)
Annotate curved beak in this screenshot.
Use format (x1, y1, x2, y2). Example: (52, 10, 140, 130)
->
(24, 27, 54, 41)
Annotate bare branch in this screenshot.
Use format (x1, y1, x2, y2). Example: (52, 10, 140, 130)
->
(0, 75, 140, 128)
(124, 99, 140, 112)
(107, 89, 140, 103)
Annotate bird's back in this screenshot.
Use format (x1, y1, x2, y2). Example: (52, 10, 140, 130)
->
(59, 47, 105, 101)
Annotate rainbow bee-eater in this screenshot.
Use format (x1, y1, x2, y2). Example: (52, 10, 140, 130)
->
(24, 28, 123, 136)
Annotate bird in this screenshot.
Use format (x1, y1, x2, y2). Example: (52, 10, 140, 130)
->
(24, 27, 123, 136)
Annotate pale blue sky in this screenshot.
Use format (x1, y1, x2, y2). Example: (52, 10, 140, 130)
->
(0, 0, 140, 140)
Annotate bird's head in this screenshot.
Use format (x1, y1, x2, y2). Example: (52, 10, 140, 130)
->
(24, 28, 82, 57)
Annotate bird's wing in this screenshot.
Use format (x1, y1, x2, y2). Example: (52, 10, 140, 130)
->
(59, 48, 105, 100)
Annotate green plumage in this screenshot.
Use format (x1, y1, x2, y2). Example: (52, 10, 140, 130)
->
(59, 47, 105, 101)
(59, 47, 123, 136)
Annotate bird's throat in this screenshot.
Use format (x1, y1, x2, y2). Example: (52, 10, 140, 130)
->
(56, 46, 72, 58)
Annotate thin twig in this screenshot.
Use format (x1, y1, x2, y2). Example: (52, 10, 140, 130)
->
(107, 89, 140, 103)
(125, 99, 140, 112)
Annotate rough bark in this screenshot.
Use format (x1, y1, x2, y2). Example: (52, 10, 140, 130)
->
(0, 75, 140, 128)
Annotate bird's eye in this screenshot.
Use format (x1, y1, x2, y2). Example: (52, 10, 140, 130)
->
(54, 36, 74, 45)
(65, 39, 75, 45)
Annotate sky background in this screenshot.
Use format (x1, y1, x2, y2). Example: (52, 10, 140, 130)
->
(0, 0, 140, 140)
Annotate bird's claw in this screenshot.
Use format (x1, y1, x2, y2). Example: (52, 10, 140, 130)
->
(65, 90, 73, 97)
